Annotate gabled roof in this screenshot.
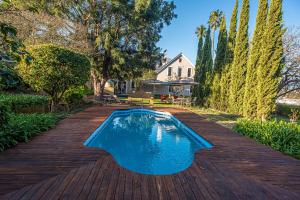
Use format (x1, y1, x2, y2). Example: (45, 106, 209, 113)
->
(155, 53, 195, 74)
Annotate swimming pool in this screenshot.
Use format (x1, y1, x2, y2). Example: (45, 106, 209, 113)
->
(84, 109, 212, 175)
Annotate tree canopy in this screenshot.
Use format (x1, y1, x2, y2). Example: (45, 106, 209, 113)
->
(56, 0, 176, 98)
(17, 44, 91, 111)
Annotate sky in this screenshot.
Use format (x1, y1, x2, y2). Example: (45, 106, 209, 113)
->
(158, 0, 300, 64)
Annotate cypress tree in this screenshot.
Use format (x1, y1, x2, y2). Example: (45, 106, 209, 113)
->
(197, 27, 213, 106)
(220, 0, 238, 111)
(193, 25, 206, 98)
(257, 0, 284, 120)
(228, 0, 249, 115)
(209, 16, 227, 109)
(243, 0, 268, 119)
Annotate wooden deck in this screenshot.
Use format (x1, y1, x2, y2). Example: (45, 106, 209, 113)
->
(0, 105, 299, 199)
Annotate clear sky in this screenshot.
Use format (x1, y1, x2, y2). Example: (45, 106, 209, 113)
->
(158, 0, 300, 64)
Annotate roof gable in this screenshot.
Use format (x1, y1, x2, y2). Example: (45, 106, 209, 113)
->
(155, 53, 195, 74)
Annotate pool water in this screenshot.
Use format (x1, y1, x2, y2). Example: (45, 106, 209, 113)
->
(84, 109, 212, 175)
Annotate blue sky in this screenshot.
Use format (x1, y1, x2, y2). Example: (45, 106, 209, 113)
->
(158, 0, 300, 64)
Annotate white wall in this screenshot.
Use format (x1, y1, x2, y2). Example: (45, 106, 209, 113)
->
(157, 55, 195, 81)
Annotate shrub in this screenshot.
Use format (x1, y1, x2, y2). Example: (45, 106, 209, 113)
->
(0, 113, 58, 151)
(63, 86, 91, 105)
(0, 101, 10, 129)
(276, 103, 300, 118)
(17, 44, 91, 112)
(0, 93, 49, 112)
(234, 119, 300, 159)
(0, 66, 22, 90)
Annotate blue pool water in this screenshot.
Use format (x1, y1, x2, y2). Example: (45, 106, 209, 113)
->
(84, 109, 212, 175)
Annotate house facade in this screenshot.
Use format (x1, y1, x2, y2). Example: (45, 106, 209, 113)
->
(105, 53, 197, 96)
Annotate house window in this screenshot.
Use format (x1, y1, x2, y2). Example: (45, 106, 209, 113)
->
(187, 68, 191, 77)
(169, 86, 174, 93)
(178, 67, 182, 77)
(168, 67, 172, 76)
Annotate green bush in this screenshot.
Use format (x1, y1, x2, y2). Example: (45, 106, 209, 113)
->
(234, 119, 300, 159)
(0, 113, 58, 151)
(276, 103, 300, 118)
(0, 93, 49, 112)
(63, 86, 91, 105)
(17, 44, 91, 111)
(0, 101, 10, 129)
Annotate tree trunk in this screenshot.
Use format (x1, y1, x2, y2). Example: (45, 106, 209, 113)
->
(50, 98, 60, 112)
(99, 78, 107, 99)
(91, 69, 101, 100)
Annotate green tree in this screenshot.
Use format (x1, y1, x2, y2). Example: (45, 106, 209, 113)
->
(196, 27, 213, 106)
(229, 0, 250, 115)
(195, 25, 206, 66)
(257, 0, 284, 120)
(59, 0, 176, 99)
(17, 44, 91, 111)
(243, 0, 268, 119)
(192, 25, 206, 98)
(220, 0, 238, 111)
(209, 9, 223, 59)
(209, 16, 227, 109)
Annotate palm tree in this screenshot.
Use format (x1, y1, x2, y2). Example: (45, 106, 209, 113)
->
(195, 25, 206, 39)
(209, 9, 223, 60)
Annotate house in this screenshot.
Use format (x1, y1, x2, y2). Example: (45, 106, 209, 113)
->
(105, 53, 197, 96)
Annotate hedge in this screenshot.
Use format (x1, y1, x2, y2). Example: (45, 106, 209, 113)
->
(0, 93, 49, 112)
(234, 119, 300, 159)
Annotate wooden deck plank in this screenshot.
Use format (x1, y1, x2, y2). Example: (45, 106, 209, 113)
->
(0, 105, 299, 200)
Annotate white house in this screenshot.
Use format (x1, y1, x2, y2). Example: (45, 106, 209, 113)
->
(106, 53, 197, 96)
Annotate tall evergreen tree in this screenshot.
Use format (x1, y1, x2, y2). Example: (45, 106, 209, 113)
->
(209, 16, 227, 109)
(257, 0, 284, 120)
(196, 27, 213, 106)
(220, 0, 238, 111)
(229, 0, 250, 115)
(243, 0, 268, 119)
(192, 25, 206, 98)
(209, 10, 223, 59)
(195, 25, 206, 66)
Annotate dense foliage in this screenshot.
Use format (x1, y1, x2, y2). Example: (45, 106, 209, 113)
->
(229, 0, 249, 115)
(219, 0, 238, 111)
(257, 0, 284, 120)
(243, 0, 268, 119)
(276, 103, 300, 118)
(192, 25, 206, 100)
(58, 0, 176, 98)
(234, 119, 300, 159)
(63, 86, 92, 108)
(195, 27, 213, 106)
(0, 101, 10, 129)
(0, 113, 58, 151)
(0, 93, 49, 112)
(17, 44, 90, 111)
(209, 16, 227, 109)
